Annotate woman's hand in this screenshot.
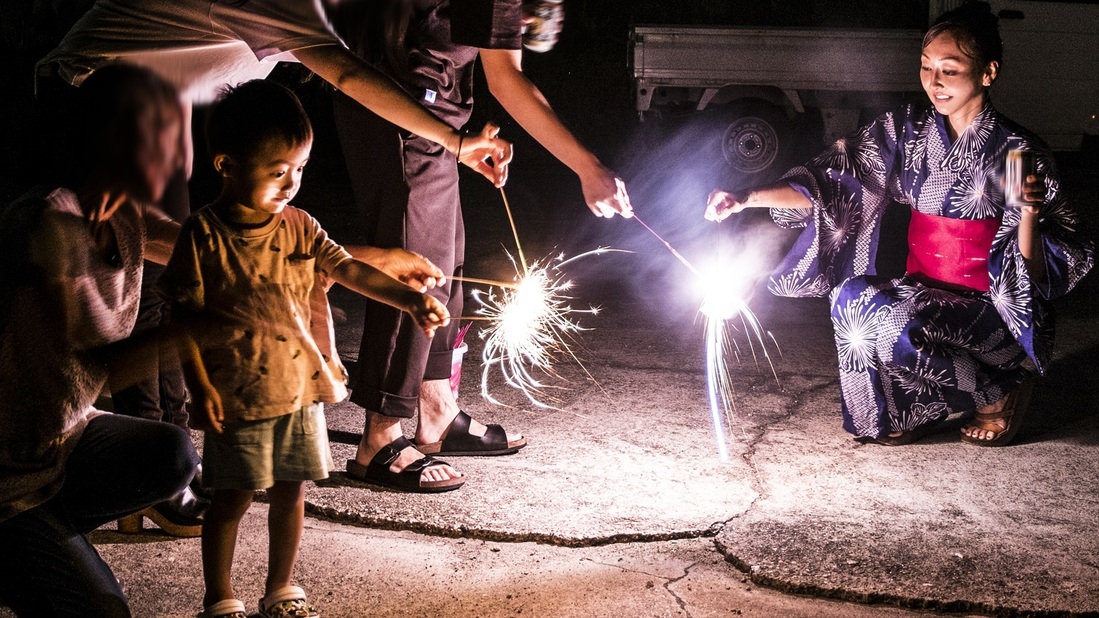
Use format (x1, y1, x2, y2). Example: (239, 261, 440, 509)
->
(579, 163, 633, 218)
(407, 293, 451, 338)
(705, 189, 749, 221)
(1019, 173, 1046, 216)
(457, 122, 513, 188)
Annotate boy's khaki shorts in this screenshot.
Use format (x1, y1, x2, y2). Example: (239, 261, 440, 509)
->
(203, 403, 332, 490)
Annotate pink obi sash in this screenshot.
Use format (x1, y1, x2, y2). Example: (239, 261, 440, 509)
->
(906, 210, 1000, 292)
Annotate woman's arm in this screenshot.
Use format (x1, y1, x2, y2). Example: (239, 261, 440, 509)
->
(479, 48, 632, 218)
(1017, 173, 1047, 282)
(293, 44, 510, 186)
(705, 184, 813, 222)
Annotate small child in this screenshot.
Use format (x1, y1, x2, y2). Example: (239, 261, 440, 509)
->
(160, 79, 450, 618)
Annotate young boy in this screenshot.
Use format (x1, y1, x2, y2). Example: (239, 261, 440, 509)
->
(160, 79, 453, 618)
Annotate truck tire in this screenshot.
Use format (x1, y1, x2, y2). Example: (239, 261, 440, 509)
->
(697, 101, 792, 186)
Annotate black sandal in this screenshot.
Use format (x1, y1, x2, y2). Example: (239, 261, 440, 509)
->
(345, 437, 464, 493)
(414, 410, 527, 456)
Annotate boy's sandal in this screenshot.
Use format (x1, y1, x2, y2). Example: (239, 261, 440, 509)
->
(961, 375, 1036, 447)
(259, 585, 318, 618)
(345, 436, 465, 493)
(197, 599, 247, 618)
(413, 410, 527, 456)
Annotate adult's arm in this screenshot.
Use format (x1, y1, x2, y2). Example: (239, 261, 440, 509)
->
(478, 48, 631, 218)
(294, 44, 509, 185)
(705, 184, 813, 222)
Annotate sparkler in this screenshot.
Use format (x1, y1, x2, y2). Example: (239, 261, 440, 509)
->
(631, 213, 779, 460)
(463, 188, 624, 408)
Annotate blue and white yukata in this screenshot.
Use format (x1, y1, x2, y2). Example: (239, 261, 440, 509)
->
(768, 102, 1094, 440)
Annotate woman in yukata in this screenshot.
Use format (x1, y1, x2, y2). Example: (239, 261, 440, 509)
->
(704, 1, 1094, 446)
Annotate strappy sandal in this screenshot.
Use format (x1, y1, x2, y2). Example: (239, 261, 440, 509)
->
(345, 436, 465, 493)
(961, 375, 1036, 447)
(259, 585, 318, 618)
(197, 599, 247, 618)
(414, 410, 527, 456)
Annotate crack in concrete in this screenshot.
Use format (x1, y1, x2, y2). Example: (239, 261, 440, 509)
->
(579, 557, 704, 618)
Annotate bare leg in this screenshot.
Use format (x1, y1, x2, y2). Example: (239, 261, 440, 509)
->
(265, 481, 305, 595)
(354, 410, 461, 484)
(201, 489, 254, 608)
(414, 379, 523, 445)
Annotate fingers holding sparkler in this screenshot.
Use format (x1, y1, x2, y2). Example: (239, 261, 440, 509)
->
(580, 165, 633, 219)
(409, 293, 451, 338)
(705, 189, 750, 222)
(458, 121, 513, 188)
(344, 246, 446, 292)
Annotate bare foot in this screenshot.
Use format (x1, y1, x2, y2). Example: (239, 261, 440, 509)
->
(416, 378, 523, 445)
(961, 396, 1008, 442)
(355, 412, 462, 484)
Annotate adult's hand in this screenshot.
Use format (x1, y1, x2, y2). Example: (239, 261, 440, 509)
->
(345, 246, 446, 292)
(579, 163, 632, 218)
(457, 122, 513, 188)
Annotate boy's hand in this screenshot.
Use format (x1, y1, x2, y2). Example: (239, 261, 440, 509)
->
(705, 189, 749, 222)
(458, 122, 513, 188)
(374, 249, 446, 291)
(190, 381, 225, 433)
(409, 293, 451, 338)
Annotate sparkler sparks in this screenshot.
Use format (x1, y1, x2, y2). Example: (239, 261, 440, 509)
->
(631, 213, 780, 459)
(471, 249, 623, 409)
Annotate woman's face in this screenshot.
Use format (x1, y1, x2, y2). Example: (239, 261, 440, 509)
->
(920, 32, 997, 130)
(129, 102, 185, 204)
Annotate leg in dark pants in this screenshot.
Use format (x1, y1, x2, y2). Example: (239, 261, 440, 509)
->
(0, 414, 198, 617)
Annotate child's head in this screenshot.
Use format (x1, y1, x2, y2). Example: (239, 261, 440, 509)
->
(76, 63, 184, 205)
(206, 80, 314, 214)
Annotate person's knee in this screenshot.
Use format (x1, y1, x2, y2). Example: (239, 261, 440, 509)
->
(149, 423, 199, 491)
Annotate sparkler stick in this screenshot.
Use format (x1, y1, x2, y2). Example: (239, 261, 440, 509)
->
(499, 188, 529, 275)
(450, 275, 519, 289)
(630, 212, 702, 278)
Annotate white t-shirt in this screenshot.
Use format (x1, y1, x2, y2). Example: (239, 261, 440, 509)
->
(37, 0, 342, 103)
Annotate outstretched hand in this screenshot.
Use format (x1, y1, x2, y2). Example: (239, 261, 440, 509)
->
(705, 189, 750, 222)
(373, 248, 446, 292)
(409, 293, 451, 338)
(580, 164, 633, 218)
(458, 122, 513, 188)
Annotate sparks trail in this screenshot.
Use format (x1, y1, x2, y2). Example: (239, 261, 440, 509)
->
(631, 211, 781, 458)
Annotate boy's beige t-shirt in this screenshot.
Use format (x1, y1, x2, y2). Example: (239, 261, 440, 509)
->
(159, 205, 351, 422)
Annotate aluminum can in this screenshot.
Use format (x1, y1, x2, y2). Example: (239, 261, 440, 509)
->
(1005, 147, 1038, 208)
(523, 0, 563, 53)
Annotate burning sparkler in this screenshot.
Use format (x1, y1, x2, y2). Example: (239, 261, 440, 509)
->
(631, 213, 780, 460)
(461, 188, 625, 408)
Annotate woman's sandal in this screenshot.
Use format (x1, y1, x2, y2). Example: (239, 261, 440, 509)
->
(117, 503, 202, 538)
(871, 416, 946, 446)
(345, 436, 465, 493)
(259, 585, 318, 618)
(961, 375, 1036, 447)
(413, 410, 527, 456)
(197, 598, 248, 618)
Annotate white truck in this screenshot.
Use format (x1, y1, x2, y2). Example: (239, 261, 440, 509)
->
(630, 0, 1099, 184)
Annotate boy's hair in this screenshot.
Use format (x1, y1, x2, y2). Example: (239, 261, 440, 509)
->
(206, 79, 313, 162)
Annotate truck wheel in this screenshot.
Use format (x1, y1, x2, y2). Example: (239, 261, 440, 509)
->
(701, 102, 792, 185)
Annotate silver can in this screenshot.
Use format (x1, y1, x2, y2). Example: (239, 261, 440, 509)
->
(523, 0, 564, 53)
(1005, 147, 1038, 209)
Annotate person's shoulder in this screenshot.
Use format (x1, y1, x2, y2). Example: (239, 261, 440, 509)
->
(990, 107, 1051, 153)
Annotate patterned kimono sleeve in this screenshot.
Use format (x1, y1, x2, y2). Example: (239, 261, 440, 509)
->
(767, 110, 905, 298)
(156, 216, 207, 314)
(1024, 153, 1094, 300)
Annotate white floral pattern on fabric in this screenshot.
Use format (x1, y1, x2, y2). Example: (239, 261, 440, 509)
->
(765, 102, 1094, 438)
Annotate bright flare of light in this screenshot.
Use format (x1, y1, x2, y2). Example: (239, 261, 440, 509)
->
(696, 257, 780, 460)
(473, 249, 624, 409)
